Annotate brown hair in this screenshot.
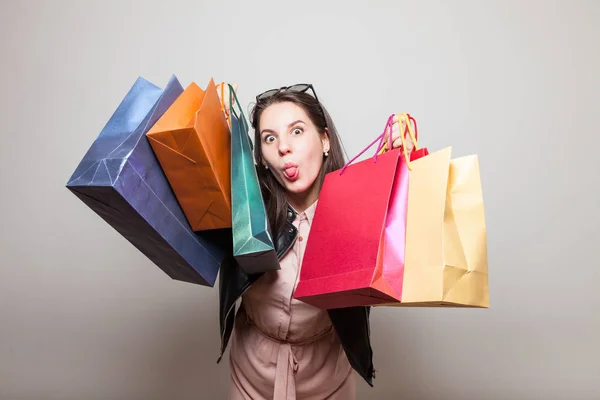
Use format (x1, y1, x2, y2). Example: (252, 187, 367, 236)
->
(250, 91, 346, 238)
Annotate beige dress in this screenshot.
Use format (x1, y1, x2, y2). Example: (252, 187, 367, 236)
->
(228, 201, 355, 400)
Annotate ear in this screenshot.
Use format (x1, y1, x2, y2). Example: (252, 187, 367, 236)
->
(322, 127, 331, 153)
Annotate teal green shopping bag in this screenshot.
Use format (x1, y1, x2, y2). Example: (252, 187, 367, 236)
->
(227, 85, 279, 274)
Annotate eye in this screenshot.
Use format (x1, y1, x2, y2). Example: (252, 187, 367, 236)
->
(263, 135, 276, 144)
(292, 127, 303, 135)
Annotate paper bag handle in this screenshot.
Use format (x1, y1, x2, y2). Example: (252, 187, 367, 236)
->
(339, 114, 395, 175)
(377, 113, 420, 154)
(377, 113, 420, 170)
(221, 82, 254, 152)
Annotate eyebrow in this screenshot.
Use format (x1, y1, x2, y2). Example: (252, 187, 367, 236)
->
(260, 120, 305, 136)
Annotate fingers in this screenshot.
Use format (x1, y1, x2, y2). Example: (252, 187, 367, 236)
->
(396, 135, 415, 152)
(388, 117, 401, 145)
(383, 115, 399, 142)
(216, 82, 238, 116)
(389, 114, 415, 152)
(223, 85, 232, 114)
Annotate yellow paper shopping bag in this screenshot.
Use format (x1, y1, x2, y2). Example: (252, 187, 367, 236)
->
(378, 145, 489, 308)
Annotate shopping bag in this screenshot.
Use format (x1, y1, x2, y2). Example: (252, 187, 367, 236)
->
(146, 78, 231, 231)
(378, 145, 489, 307)
(223, 84, 279, 274)
(293, 114, 428, 309)
(66, 75, 230, 287)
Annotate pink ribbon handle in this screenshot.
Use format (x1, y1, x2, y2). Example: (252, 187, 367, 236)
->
(339, 114, 395, 175)
(374, 115, 396, 157)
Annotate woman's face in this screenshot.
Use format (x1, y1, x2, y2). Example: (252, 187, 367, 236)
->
(259, 101, 330, 203)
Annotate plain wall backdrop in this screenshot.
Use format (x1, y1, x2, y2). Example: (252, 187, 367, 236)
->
(1, 0, 599, 399)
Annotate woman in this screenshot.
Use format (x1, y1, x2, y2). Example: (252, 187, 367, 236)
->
(216, 83, 407, 399)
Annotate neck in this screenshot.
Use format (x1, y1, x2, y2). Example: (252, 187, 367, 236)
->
(286, 181, 319, 214)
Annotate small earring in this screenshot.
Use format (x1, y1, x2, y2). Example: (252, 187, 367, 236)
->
(324, 151, 329, 157)
(264, 164, 269, 169)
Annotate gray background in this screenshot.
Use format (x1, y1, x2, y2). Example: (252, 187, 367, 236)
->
(1, 0, 599, 399)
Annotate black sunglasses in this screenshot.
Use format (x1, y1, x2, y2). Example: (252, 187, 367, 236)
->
(256, 83, 327, 126)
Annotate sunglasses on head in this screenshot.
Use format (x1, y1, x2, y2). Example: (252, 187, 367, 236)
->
(256, 83, 327, 126)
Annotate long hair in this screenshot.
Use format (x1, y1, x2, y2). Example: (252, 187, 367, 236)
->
(249, 91, 346, 237)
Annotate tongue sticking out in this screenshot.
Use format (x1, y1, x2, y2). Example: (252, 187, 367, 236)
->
(283, 166, 299, 181)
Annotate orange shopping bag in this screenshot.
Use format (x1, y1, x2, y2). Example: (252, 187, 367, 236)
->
(146, 78, 231, 231)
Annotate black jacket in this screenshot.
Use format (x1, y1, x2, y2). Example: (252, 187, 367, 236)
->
(216, 204, 375, 386)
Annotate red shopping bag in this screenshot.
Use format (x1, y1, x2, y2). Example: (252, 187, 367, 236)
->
(294, 114, 428, 309)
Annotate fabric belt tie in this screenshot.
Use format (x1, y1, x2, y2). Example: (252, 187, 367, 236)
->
(244, 313, 333, 400)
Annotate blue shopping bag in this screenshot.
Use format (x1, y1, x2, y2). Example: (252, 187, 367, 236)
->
(66, 75, 231, 286)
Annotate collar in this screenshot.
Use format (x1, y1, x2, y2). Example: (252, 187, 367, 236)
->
(287, 200, 318, 225)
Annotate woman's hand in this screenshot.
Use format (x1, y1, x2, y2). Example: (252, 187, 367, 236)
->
(384, 114, 415, 153)
(216, 82, 238, 117)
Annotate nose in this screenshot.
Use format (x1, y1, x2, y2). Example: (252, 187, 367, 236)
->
(278, 137, 292, 156)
